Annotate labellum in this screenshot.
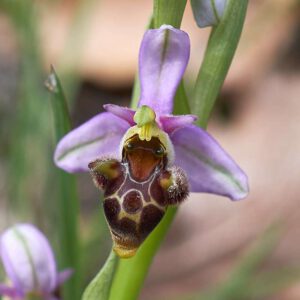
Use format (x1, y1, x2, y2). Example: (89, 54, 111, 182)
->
(89, 106, 189, 258)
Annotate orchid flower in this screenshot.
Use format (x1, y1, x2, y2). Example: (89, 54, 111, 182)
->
(0, 224, 72, 300)
(54, 25, 248, 258)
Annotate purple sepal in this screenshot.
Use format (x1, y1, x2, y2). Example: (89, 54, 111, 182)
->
(138, 25, 190, 115)
(54, 112, 130, 173)
(159, 114, 197, 134)
(171, 125, 248, 200)
(103, 104, 135, 126)
(56, 269, 73, 286)
(45, 296, 59, 300)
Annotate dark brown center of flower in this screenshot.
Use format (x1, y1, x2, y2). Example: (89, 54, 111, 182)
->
(123, 134, 165, 182)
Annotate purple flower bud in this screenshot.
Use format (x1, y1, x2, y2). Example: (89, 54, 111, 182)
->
(191, 0, 227, 28)
(0, 224, 72, 300)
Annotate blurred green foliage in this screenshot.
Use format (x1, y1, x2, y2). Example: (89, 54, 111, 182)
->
(0, 0, 110, 299)
(1, 0, 50, 218)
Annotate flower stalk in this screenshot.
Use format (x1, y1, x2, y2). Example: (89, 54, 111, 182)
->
(153, 0, 187, 28)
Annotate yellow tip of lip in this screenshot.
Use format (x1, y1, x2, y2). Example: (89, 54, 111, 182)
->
(113, 245, 137, 259)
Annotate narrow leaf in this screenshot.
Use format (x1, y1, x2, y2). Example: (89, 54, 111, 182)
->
(45, 66, 72, 138)
(45, 68, 81, 300)
(82, 251, 118, 300)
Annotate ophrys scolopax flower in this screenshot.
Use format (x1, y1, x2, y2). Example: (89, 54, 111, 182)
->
(54, 25, 248, 258)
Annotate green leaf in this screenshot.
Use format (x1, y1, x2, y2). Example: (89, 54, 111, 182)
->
(82, 251, 118, 300)
(45, 67, 72, 138)
(191, 0, 249, 128)
(46, 68, 81, 300)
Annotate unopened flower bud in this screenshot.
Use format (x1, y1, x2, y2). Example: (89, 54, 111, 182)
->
(191, 0, 227, 28)
(0, 224, 72, 300)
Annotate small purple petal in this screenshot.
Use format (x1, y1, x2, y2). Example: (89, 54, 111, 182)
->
(0, 284, 19, 298)
(54, 112, 130, 173)
(191, 0, 227, 28)
(159, 114, 197, 134)
(171, 125, 248, 200)
(103, 104, 135, 126)
(45, 296, 59, 300)
(0, 224, 57, 295)
(138, 25, 190, 115)
(56, 269, 73, 286)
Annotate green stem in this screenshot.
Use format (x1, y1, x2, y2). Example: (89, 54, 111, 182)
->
(191, 0, 249, 128)
(153, 0, 187, 28)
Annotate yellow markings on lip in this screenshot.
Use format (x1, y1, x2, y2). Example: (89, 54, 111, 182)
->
(160, 175, 173, 190)
(139, 123, 153, 141)
(89, 160, 119, 179)
(113, 244, 137, 259)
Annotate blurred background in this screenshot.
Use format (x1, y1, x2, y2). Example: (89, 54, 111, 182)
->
(1, 0, 300, 299)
